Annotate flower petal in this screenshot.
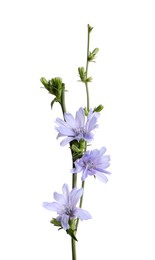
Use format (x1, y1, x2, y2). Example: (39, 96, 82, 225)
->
(99, 146, 107, 155)
(56, 126, 75, 136)
(86, 112, 99, 132)
(61, 214, 69, 230)
(53, 192, 65, 202)
(55, 117, 69, 127)
(75, 208, 92, 220)
(70, 188, 83, 206)
(60, 137, 74, 146)
(62, 184, 69, 203)
(95, 172, 108, 183)
(75, 108, 85, 128)
(42, 202, 63, 214)
(64, 113, 76, 128)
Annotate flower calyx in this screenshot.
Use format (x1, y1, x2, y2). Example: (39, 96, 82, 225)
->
(71, 140, 86, 161)
(50, 218, 78, 241)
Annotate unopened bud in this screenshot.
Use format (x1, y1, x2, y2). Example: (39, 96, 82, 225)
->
(40, 77, 48, 87)
(94, 104, 104, 112)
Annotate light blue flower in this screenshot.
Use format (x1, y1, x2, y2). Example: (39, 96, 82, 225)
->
(72, 147, 111, 182)
(43, 184, 91, 230)
(55, 107, 99, 146)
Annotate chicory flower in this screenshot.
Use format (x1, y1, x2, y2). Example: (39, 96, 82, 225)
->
(43, 184, 91, 230)
(72, 147, 111, 182)
(55, 107, 99, 146)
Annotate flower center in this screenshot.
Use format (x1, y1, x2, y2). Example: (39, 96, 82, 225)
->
(65, 206, 72, 216)
(74, 127, 85, 135)
(84, 160, 94, 169)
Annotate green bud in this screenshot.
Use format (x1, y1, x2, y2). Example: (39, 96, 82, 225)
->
(79, 139, 86, 152)
(94, 104, 104, 112)
(40, 77, 64, 103)
(84, 107, 89, 116)
(40, 77, 48, 87)
(48, 77, 64, 100)
(86, 76, 93, 82)
(88, 24, 93, 33)
(71, 144, 81, 153)
(88, 48, 99, 62)
(92, 48, 99, 55)
(78, 67, 87, 83)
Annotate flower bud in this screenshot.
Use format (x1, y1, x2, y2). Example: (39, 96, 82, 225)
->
(84, 107, 89, 116)
(40, 77, 64, 103)
(88, 48, 99, 62)
(40, 77, 48, 87)
(94, 104, 104, 112)
(78, 67, 87, 83)
(88, 24, 93, 33)
(71, 144, 81, 153)
(79, 139, 86, 152)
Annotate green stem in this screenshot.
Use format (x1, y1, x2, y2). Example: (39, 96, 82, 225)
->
(61, 25, 92, 260)
(85, 24, 91, 111)
(60, 85, 67, 115)
(61, 85, 77, 193)
(76, 181, 85, 230)
(61, 83, 77, 259)
(76, 24, 91, 230)
(71, 237, 77, 260)
(80, 181, 85, 207)
(72, 173, 77, 189)
(72, 161, 77, 189)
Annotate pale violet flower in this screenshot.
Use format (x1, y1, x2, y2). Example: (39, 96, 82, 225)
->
(43, 184, 91, 230)
(55, 107, 99, 146)
(72, 147, 111, 182)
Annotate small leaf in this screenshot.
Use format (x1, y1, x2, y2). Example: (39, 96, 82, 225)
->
(86, 77, 93, 82)
(66, 228, 78, 242)
(51, 98, 56, 110)
(50, 218, 61, 227)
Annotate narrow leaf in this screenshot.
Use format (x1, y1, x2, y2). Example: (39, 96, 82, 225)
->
(66, 228, 78, 242)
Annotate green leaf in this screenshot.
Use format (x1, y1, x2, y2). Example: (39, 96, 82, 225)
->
(50, 218, 61, 227)
(51, 98, 56, 110)
(66, 228, 78, 242)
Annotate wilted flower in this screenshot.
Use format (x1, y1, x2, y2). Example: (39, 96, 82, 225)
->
(72, 147, 111, 182)
(43, 184, 91, 230)
(55, 107, 99, 146)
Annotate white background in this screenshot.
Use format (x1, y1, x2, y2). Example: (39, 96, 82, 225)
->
(0, 0, 155, 259)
